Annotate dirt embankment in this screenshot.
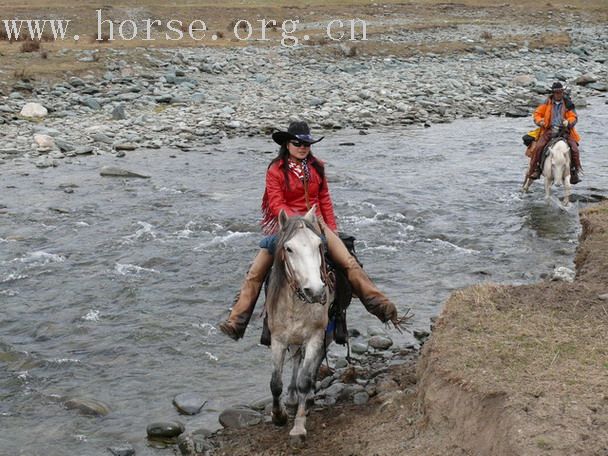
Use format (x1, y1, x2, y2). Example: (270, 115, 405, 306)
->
(208, 203, 608, 455)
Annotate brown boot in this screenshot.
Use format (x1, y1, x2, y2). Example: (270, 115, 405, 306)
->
(568, 139, 582, 185)
(324, 229, 398, 324)
(528, 149, 542, 180)
(219, 249, 274, 340)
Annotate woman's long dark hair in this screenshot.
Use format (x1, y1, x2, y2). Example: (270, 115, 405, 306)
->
(268, 143, 326, 191)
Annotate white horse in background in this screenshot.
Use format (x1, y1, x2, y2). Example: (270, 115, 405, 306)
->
(523, 128, 572, 206)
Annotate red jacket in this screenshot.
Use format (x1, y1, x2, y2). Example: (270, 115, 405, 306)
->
(261, 158, 338, 234)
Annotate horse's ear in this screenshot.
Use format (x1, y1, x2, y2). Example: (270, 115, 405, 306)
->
(304, 205, 317, 224)
(278, 209, 289, 229)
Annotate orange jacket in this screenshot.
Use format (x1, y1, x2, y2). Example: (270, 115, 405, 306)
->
(533, 97, 580, 143)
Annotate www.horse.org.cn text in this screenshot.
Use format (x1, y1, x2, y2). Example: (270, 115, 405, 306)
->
(0, 12, 369, 48)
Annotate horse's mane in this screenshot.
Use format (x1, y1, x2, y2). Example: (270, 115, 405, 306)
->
(265, 216, 323, 315)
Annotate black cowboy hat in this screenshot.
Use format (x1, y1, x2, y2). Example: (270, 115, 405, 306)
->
(551, 81, 564, 91)
(272, 121, 324, 145)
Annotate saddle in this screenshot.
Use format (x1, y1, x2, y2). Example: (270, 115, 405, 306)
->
(260, 233, 357, 347)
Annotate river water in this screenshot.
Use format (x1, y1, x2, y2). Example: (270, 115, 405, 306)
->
(1, 97, 607, 455)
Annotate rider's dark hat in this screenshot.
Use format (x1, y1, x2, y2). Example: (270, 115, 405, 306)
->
(551, 81, 564, 91)
(272, 121, 324, 145)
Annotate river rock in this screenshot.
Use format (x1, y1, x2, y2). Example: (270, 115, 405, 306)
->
(74, 145, 94, 155)
(146, 421, 185, 440)
(367, 326, 387, 337)
(323, 382, 345, 400)
(92, 132, 114, 144)
(369, 335, 393, 350)
(351, 341, 368, 355)
(249, 396, 273, 411)
(414, 329, 431, 343)
(598, 293, 608, 301)
(34, 134, 55, 151)
(218, 406, 263, 429)
(35, 157, 57, 168)
(512, 74, 536, 86)
(173, 392, 206, 415)
(107, 445, 135, 456)
(54, 138, 75, 152)
(353, 391, 370, 405)
(64, 397, 111, 416)
(177, 430, 213, 456)
(100, 166, 150, 178)
(114, 143, 137, 151)
(575, 73, 597, 86)
(551, 266, 575, 283)
(20, 102, 48, 117)
(82, 97, 102, 110)
(112, 104, 127, 120)
(505, 108, 529, 118)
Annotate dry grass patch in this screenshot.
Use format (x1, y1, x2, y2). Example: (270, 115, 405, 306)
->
(434, 283, 608, 392)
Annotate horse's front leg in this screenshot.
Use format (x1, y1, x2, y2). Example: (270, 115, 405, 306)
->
(286, 345, 302, 413)
(289, 333, 325, 444)
(563, 172, 572, 206)
(544, 175, 552, 200)
(270, 339, 288, 426)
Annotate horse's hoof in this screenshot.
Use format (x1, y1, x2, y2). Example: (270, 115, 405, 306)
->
(271, 410, 288, 427)
(289, 432, 307, 447)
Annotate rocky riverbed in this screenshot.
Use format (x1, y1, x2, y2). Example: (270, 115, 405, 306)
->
(1, 5, 607, 169)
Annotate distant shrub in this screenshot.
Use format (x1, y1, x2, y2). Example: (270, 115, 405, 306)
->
(20, 40, 41, 53)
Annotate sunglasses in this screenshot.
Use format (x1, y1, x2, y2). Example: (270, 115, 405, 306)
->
(290, 141, 311, 148)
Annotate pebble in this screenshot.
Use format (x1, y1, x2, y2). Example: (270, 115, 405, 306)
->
(107, 445, 135, 456)
(218, 406, 263, 429)
(369, 335, 393, 350)
(173, 392, 207, 415)
(64, 397, 111, 416)
(551, 266, 575, 283)
(353, 391, 370, 405)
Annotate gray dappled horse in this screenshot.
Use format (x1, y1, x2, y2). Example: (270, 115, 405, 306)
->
(265, 207, 334, 444)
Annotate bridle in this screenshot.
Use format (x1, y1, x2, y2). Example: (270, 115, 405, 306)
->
(280, 226, 333, 305)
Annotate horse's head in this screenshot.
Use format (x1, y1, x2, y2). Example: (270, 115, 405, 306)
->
(276, 206, 327, 304)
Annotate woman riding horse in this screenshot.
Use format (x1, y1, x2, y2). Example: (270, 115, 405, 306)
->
(219, 121, 402, 340)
